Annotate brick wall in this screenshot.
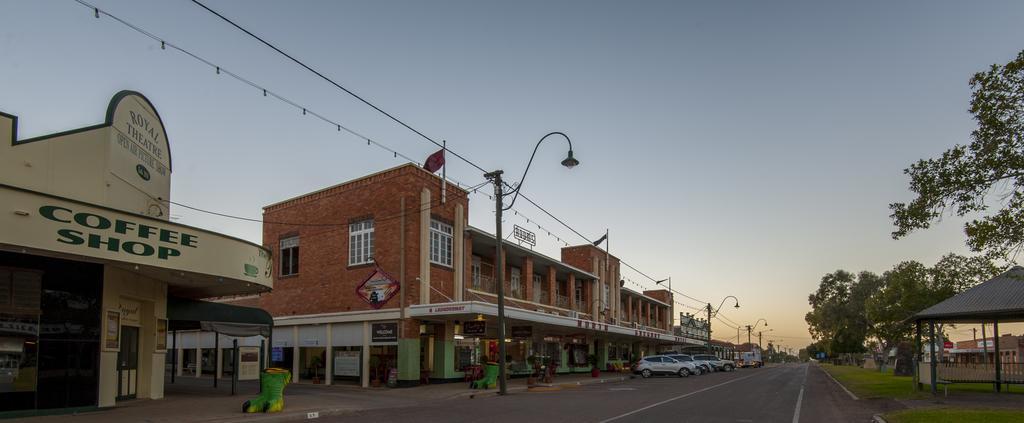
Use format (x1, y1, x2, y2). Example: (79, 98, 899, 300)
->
(251, 164, 468, 317)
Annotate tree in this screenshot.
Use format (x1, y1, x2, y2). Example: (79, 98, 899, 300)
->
(891, 51, 1024, 261)
(805, 270, 880, 355)
(866, 261, 932, 351)
(866, 254, 1003, 352)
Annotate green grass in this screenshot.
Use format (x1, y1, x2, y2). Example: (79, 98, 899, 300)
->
(884, 407, 1024, 423)
(820, 364, 1020, 400)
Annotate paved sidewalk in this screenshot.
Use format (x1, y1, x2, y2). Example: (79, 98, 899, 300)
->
(18, 372, 633, 422)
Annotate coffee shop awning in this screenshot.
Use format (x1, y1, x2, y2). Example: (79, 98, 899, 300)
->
(912, 266, 1024, 323)
(167, 296, 273, 337)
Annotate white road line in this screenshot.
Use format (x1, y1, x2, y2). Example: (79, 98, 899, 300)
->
(791, 386, 805, 423)
(792, 364, 809, 423)
(819, 364, 859, 400)
(598, 370, 771, 423)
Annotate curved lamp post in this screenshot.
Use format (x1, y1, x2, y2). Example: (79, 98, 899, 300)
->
(484, 131, 577, 395)
(745, 319, 768, 349)
(704, 296, 740, 355)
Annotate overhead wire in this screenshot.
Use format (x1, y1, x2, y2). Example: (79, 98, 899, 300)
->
(76, 0, 723, 317)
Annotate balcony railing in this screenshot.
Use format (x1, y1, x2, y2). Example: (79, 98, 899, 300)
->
(556, 295, 569, 309)
(537, 291, 549, 305)
(472, 275, 497, 294)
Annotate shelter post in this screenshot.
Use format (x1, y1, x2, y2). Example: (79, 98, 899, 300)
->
(171, 330, 177, 384)
(214, 331, 219, 388)
(929, 320, 937, 395)
(914, 320, 921, 390)
(994, 319, 1001, 392)
(232, 339, 239, 396)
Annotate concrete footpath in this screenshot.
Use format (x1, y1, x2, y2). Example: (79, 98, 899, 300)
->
(17, 373, 632, 422)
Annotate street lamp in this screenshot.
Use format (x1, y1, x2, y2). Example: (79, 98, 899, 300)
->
(745, 319, 768, 349)
(484, 131, 578, 395)
(704, 296, 739, 355)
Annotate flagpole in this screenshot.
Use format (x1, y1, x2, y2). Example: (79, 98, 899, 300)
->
(441, 139, 447, 204)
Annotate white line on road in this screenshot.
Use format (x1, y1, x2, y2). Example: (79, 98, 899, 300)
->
(791, 386, 804, 423)
(597, 370, 771, 423)
(819, 364, 859, 400)
(792, 364, 809, 423)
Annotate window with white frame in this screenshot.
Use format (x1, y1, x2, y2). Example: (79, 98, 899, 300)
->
(471, 256, 482, 288)
(280, 236, 299, 276)
(429, 219, 453, 267)
(510, 267, 522, 298)
(348, 219, 375, 265)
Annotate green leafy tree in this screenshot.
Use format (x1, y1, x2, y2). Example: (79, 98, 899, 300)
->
(891, 51, 1024, 261)
(805, 270, 880, 354)
(866, 254, 1003, 351)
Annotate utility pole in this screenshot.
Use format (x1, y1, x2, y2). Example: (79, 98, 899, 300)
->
(746, 325, 752, 347)
(706, 303, 713, 354)
(485, 170, 508, 395)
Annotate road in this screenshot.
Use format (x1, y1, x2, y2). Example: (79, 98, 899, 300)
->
(325, 363, 885, 423)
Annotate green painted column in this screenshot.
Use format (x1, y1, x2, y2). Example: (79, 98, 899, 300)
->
(397, 338, 420, 384)
(433, 323, 458, 380)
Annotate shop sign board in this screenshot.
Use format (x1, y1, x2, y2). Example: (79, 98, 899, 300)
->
(511, 326, 532, 339)
(371, 322, 398, 343)
(155, 318, 167, 351)
(238, 346, 260, 381)
(118, 297, 142, 326)
(462, 321, 486, 336)
(0, 186, 273, 288)
(271, 347, 284, 362)
(333, 351, 360, 377)
(104, 309, 121, 351)
(356, 266, 400, 309)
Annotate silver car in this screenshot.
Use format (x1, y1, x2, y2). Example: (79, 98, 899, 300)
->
(694, 354, 736, 372)
(666, 354, 704, 376)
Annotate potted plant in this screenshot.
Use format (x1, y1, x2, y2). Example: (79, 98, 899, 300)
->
(588, 354, 600, 378)
(309, 355, 323, 384)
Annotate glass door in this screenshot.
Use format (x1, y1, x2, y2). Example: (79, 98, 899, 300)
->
(116, 326, 139, 400)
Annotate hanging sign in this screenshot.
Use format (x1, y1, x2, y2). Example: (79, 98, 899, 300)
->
(462, 321, 486, 336)
(511, 326, 532, 339)
(356, 266, 401, 309)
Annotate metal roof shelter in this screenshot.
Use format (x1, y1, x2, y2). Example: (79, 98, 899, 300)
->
(912, 266, 1024, 394)
(166, 296, 273, 394)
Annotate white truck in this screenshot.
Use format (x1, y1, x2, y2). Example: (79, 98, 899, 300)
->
(736, 350, 763, 368)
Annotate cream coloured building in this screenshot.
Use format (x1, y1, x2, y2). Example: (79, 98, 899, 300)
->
(0, 91, 272, 413)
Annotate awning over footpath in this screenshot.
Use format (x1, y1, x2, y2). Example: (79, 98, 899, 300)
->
(167, 296, 272, 337)
(913, 266, 1024, 323)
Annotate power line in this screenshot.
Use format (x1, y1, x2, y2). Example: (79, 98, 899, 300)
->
(191, 0, 718, 313)
(75, 0, 718, 316)
(190, 0, 488, 174)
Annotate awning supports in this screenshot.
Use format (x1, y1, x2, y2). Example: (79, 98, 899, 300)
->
(994, 319, 1001, 393)
(929, 320, 937, 395)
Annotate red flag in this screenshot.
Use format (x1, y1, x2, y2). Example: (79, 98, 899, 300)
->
(423, 148, 445, 173)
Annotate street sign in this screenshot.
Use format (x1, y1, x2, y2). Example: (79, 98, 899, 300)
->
(513, 225, 536, 248)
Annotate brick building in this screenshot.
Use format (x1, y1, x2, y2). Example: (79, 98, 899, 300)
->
(220, 164, 695, 387)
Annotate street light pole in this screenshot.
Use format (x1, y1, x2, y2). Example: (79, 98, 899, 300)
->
(702, 296, 739, 356)
(485, 169, 508, 395)
(484, 132, 578, 396)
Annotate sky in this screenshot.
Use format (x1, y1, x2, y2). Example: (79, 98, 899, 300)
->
(3, 0, 1024, 349)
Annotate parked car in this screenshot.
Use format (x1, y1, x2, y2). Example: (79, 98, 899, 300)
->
(690, 356, 716, 373)
(666, 354, 703, 376)
(693, 354, 736, 372)
(632, 355, 690, 378)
